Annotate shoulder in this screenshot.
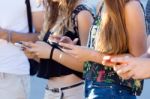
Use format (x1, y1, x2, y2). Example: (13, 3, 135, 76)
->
(73, 4, 94, 20)
(125, 0, 144, 20)
(125, 0, 143, 13)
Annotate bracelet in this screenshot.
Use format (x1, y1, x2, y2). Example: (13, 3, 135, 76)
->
(59, 52, 63, 61)
(7, 31, 12, 42)
(49, 46, 55, 60)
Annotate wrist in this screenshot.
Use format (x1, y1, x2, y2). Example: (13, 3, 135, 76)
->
(90, 50, 104, 63)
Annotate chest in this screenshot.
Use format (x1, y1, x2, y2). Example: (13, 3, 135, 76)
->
(0, 0, 26, 23)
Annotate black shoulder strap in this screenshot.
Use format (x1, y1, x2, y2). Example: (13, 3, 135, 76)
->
(25, 0, 33, 33)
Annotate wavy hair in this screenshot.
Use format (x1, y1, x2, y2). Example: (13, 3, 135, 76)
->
(39, 0, 78, 40)
(96, 0, 131, 54)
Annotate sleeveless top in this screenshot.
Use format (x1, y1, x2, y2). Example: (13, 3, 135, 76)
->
(37, 4, 94, 79)
(84, 0, 144, 96)
(146, 0, 150, 34)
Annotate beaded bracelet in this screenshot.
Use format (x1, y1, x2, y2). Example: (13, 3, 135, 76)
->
(7, 31, 12, 42)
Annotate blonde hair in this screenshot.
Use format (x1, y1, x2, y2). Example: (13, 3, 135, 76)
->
(39, 0, 78, 40)
(95, 0, 130, 54)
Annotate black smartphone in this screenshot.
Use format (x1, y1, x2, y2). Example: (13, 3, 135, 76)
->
(49, 42, 63, 51)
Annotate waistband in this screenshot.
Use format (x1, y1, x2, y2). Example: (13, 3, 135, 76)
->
(46, 81, 84, 93)
(85, 80, 136, 95)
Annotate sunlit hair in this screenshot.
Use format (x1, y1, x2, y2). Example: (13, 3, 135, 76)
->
(39, 0, 78, 40)
(95, 0, 130, 54)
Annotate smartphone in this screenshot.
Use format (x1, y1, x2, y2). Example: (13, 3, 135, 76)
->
(14, 42, 31, 49)
(49, 41, 63, 51)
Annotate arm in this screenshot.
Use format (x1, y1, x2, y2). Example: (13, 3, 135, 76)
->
(108, 1, 147, 79)
(11, 11, 44, 43)
(60, 1, 147, 69)
(0, 11, 44, 43)
(77, 10, 94, 45)
(24, 9, 94, 72)
(51, 10, 94, 72)
(125, 1, 147, 56)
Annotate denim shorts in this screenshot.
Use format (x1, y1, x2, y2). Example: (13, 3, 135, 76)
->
(85, 80, 136, 99)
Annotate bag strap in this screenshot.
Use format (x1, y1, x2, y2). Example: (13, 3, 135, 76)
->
(25, 0, 33, 33)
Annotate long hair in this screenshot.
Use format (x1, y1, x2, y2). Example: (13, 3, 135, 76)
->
(39, 0, 78, 40)
(95, 0, 130, 54)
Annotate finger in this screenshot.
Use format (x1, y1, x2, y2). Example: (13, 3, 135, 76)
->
(120, 73, 132, 80)
(59, 42, 75, 50)
(50, 35, 61, 41)
(113, 65, 122, 71)
(25, 47, 37, 53)
(22, 42, 36, 48)
(132, 75, 142, 80)
(34, 52, 39, 57)
(48, 36, 58, 43)
(103, 56, 112, 60)
(50, 35, 62, 38)
(59, 36, 70, 43)
(73, 38, 79, 45)
(116, 65, 132, 75)
(35, 41, 46, 45)
(124, 71, 134, 80)
(111, 57, 129, 64)
(102, 60, 114, 67)
(102, 56, 112, 65)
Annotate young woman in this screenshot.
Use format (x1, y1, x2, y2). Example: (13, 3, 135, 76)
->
(58, 0, 147, 98)
(23, 0, 94, 99)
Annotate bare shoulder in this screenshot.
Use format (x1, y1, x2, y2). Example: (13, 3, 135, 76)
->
(124, 0, 144, 24)
(125, 0, 143, 13)
(77, 10, 93, 20)
(76, 5, 93, 22)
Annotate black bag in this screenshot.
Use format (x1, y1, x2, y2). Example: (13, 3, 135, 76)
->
(25, 0, 39, 75)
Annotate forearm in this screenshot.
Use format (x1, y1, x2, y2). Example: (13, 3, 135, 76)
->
(0, 30, 39, 43)
(85, 49, 104, 64)
(11, 32, 39, 43)
(52, 49, 84, 72)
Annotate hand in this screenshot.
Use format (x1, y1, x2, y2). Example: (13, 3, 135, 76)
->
(102, 56, 116, 67)
(59, 42, 92, 62)
(23, 41, 52, 59)
(48, 35, 78, 45)
(111, 57, 150, 80)
(0, 27, 8, 40)
(48, 35, 62, 43)
(24, 49, 36, 59)
(102, 54, 131, 67)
